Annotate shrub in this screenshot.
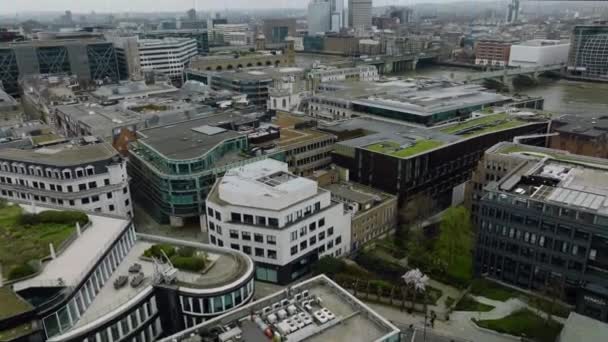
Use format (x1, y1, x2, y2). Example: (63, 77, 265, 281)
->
(9, 263, 36, 280)
(177, 246, 196, 258)
(143, 244, 176, 259)
(356, 250, 406, 280)
(36, 210, 89, 225)
(19, 213, 39, 226)
(312, 256, 345, 277)
(171, 256, 206, 272)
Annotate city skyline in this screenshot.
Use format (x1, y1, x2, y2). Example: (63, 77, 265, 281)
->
(0, 0, 495, 15)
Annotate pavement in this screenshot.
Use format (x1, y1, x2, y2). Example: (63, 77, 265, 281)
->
(133, 204, 205, 242)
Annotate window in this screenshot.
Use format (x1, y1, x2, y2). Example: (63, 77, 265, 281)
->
(231, 244, 240, 250)
(125, 199, 130, 206)
(123, 187, 128, 194)
(88, 181, 97, 189)
(255, 248, 264, 257)
(328, 227, 334, 236)
(242, 232, 251, 241)
(335, 236, 342, 245)
(309, 222, 316, 231)
(79, 184, 87, 191)
(104, 179, 110, 186)
(318, 218, 325, 227)
(243, 214, 254, 224)
(267, 235, 276, 245)
(267, 250, 277, 259)
(300, 240, 307, 250)
(92, 195, 100, 202)
(256, 216, 266, 226)
(216, 226, 222, 235)
(268, 218, 279, 227)
(319, 231, 325, 241)
(231, 212, 242, 222)
(207, 207, 214, 216)
(209, 222, 215, 231)
(82, 198, 90, 204)
(107, 192, 113, 199)
(243, 246, 251, 255)
(300, 226, 307, 237)
(290, 230, 298, 241)
(217, 239, 224, 247)
(109, 204, 115, 211)
(230, 230, 239, 239)
(327, 240, 334, 249)
(210, 235, 216, 244)
(254, 233, 264, 243)
(215, 211, 221, 221)
(310, 235, 317, 245)
(291, 245, 298, 255)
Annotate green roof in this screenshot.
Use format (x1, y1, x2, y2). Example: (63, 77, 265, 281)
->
(0, 287, 32, 320)
(365, 139, 444, 158)
(0, 322, 34, 340)
(439, 113, 528, 137)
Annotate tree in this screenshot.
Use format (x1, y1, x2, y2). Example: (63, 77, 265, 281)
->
(312, 256, 345, 277)
(396, 193, 436, 249)
(403, 269, 429, 311)
(436, 206, 473, 269)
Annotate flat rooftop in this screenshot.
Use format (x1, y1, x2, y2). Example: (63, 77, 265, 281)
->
(160, 275, 400, 342)
(134, 113, 250, 160)
(13, 204, 130, 292)
(0, 140, 118, 167)
(436, 111, 542, 137)
(492, 143, 608, 217)
(324, 182, 393, 206)
(551, 114, 608, 138)
(351, 85, 510, 117)
(66, 236, 252, 333)
(91, 81, 178, 100)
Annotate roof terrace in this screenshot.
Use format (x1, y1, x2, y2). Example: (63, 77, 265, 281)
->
(364, 139, 444, 158)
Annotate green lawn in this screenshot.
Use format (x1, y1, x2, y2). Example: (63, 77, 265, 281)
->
(474, 309, 563, 342)
(470, 279, 515, 301)
(0, 287, 32, 320)
(455, 295, 495, 312)
(0, 205, 75, 279)
(365, 140, 444, 158)
(440, 113, 509, 134)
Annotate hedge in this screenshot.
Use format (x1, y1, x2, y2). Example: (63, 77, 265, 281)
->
(143, 244, 176, 259)
(170, 256, 206, 272)
(8, 263, 37, 280)
(19, 210, 89, 226)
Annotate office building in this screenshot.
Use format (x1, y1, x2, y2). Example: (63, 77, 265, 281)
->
(263, 19, 296, 44)
(308, 65, 378, 88)
(508, 39, 570, 68)
(475, 39, 514, 67)
(0, 204, 255, 341)
(160, 275, 400, 342)
(0, 39, 120, 96)
(308, 0, 332, 35)
(324, 180, 398, 251)
(566, 25, 608, 81)
(127, 112, 276, 226)
(331, 0, 345, 31)
(205, 159, 351, 284)
(0, 138, 132, 217)
(138, 38, 198, 81)
(108, 36, 143, 81)
(323, 107, 549, 207)
(140, 29, 209, 55)
(549, 115, 608, 159)
(348, 0, 373, 31)
(389, 6, 413, 25)
(474, 142, 608, 322)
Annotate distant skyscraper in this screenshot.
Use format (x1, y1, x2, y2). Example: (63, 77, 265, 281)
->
(348, 0, 372, 30)
(186, 8, 196, 21)
(506, 0, 519, 23)
(308, 0, 332, 35)
(566, 24, 608, 81)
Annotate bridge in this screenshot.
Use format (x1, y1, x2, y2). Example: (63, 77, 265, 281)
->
(353, 52, 439, 74)
(455, 64, 564, 83)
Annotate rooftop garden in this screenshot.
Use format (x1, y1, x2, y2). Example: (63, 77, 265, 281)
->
(0, 286, 32, 320)
(143, 244, 209, 272)
(365, 139, 444, 158)
(439, 113, 528, 137)
(0, 322, 33, 340)
(0, 202, 88, 281)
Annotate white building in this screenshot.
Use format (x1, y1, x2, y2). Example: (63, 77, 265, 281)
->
(206, 159, 351, 284)
(223, 31, 248, 46)
(508, 39, 570, 68)
(0, 139, 132, 217)
(138, 38, 198, 80)
(309, 65, 379, 83)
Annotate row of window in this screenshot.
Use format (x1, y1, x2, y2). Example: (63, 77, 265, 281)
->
(43, 227, 137, 338)
(290, 222, 328, 242)
(230, 244, 277, 259)
(290, 236, 342, 256)
(0, 189, 129, 214)
(82, 316, 162, 342)
(0, 175, 120, 192)
(180, 278, 254, 315)
(0, 162, 98, 179)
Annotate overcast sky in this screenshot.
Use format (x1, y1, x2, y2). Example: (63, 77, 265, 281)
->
(1, 0, 490, 14)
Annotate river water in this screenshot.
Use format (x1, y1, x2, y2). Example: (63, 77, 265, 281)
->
(399, 65, 608, 117)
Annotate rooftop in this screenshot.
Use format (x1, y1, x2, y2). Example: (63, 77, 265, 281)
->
(133, 113, 252, 160)
(364, 139, 444, 158)
(214, 159, 319, 211)
(490, 143, 608, 217)
(437, 111, 538, 137)
(60, 235, 253, 335)
(551, 114, 608, 138)
(160, 275, 400, 342)
(0, 139, 118, 167)
(91, 80, 178, 100)
(323, 182, 394, 209)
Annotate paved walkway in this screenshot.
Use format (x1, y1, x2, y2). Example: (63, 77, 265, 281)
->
(427, 278, 462, 313)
